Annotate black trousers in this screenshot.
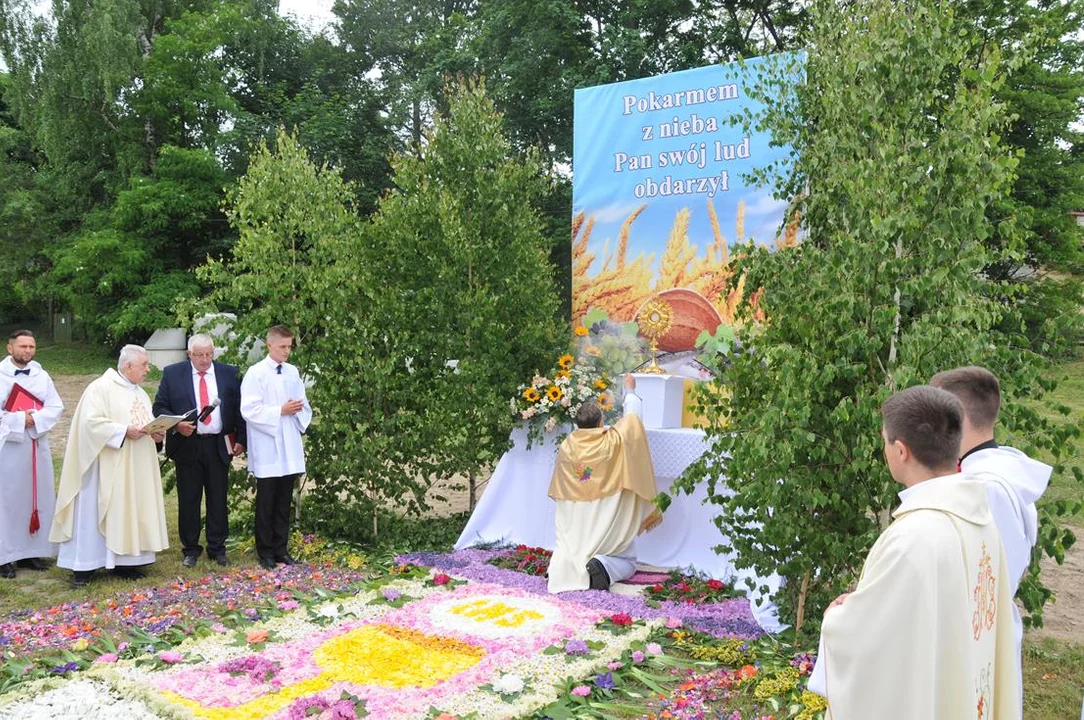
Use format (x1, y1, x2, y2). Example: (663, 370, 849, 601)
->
(255, 474, 298, 561)
(176, 435, 230, 558)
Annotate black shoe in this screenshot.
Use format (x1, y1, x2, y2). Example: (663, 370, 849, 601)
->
(70, 570, 94, 588)
(15, 558, 47, 571)
(586, 558, 611, 591)
(112, 567, 146, 580)
(274, 554, 299, 566)
(211, 554, 228, 566)
(182, 555, 198, 568)
(258, 557, 277, 570)
(0, 563, 14, 579)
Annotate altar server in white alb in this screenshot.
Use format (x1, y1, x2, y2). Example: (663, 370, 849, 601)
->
(931, 365, 1051, 708)
(51, 345, 169, 586)
(816, 386, 1019, 720)
(547, 373, 661, 593)
(241, 325, 311, 570)
(0, 330, 63, 578)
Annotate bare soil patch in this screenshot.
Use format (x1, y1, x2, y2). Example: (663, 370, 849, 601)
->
(1029, 524, 1084, 646)
(49, 374, 101, 463)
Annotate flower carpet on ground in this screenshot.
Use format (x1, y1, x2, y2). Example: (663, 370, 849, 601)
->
(0, 547, 822, 719)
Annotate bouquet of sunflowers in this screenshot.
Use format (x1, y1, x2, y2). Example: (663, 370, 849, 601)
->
(512, 331, 617, 446)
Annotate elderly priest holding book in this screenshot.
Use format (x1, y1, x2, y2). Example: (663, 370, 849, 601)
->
(0, 330, 63, 578)
(51, 345, 170, 587)
(547, 373, 661, 593)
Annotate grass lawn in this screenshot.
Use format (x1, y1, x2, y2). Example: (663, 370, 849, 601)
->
(1031, 359, 1084, 525)
(0, 489, 263, 618)
(1023, 636, 1084, 719)
(1022, 358, 1084, 719)
(31, 341, 116, 376)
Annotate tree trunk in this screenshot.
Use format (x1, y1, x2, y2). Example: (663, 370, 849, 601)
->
(795, 567, 811, 637)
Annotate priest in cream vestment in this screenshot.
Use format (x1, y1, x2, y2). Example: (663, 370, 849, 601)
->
(51, 346, 169, 584)
(547, 374, 661, 593)
(813, 386, 1020, 720)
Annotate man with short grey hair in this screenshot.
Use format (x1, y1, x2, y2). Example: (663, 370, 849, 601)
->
(51, 345, 170, 586)
(154, 334, 246, 567)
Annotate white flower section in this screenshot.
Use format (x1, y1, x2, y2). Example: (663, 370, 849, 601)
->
(110, 582, 425, 680)
(6, 580, 663, 720)
(437, 618, 662, 720)
(0, 679, 161, 720)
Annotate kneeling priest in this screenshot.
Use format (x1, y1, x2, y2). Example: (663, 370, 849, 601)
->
(547, 373, 660, 593)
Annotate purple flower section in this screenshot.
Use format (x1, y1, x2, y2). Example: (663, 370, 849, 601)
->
(565, 638, 589, 655)
(397, 550, 763, 640)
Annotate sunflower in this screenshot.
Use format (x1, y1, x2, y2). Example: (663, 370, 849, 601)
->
(598, 393, 614, 411)
(557, 354, 574, 370)
(585, 346, 601, 357)
(547, 386, 563, 402)
(556, 369, 571, 380)
(523, 387, 541, 403)
(574, 326, 589, 337)
(593, 379, 608, 391)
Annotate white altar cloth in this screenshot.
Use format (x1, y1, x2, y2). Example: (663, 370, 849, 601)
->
(456, 425, 785, 632)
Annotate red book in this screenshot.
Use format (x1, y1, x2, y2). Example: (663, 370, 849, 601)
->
(5, 383, 45, 534)
(4, 383, 43, 413)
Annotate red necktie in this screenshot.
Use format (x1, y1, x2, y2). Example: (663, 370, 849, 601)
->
(198, 371, 212, 425)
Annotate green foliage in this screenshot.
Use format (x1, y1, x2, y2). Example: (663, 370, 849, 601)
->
(679, 0, 1023, 638)
(204, 87, 562, 540)
(301, 508, 469, 554)
(964, 0, 1084, 278)
(112, 145, 232, 267)
(961, 0, 1084, 356)
(305, 80, 564, 532)
(997, 276, 1084, 360)
(194, 127, 359, 346)
(36, 145, 226, 342)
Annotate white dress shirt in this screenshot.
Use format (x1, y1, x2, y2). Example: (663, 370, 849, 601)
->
(190, 363, 223, 435)
(240, 356, 312, 478)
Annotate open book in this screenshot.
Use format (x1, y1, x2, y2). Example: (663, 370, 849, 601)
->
(142, 414, 189, 434)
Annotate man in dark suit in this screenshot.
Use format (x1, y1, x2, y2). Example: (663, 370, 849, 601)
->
(153, 334, 246, 567)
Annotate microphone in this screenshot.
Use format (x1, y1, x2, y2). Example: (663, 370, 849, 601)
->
(195, 397, 221, 423)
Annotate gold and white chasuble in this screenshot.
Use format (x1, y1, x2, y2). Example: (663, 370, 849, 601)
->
(819, 474, 1020, 720)
(546, 410, 659, 593)
(51, 369, 169, 557)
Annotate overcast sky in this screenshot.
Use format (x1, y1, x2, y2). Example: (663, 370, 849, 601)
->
(277, 0, 337, 32)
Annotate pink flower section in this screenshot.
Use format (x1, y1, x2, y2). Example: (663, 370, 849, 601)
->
(155, 623, 363, 707)
(154, 584, 604, 716)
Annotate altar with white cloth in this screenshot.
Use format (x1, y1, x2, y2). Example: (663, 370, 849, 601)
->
(455, 424, 785, 632)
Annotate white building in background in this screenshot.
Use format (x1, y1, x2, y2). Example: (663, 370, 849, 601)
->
(144, 328, 186, 369)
